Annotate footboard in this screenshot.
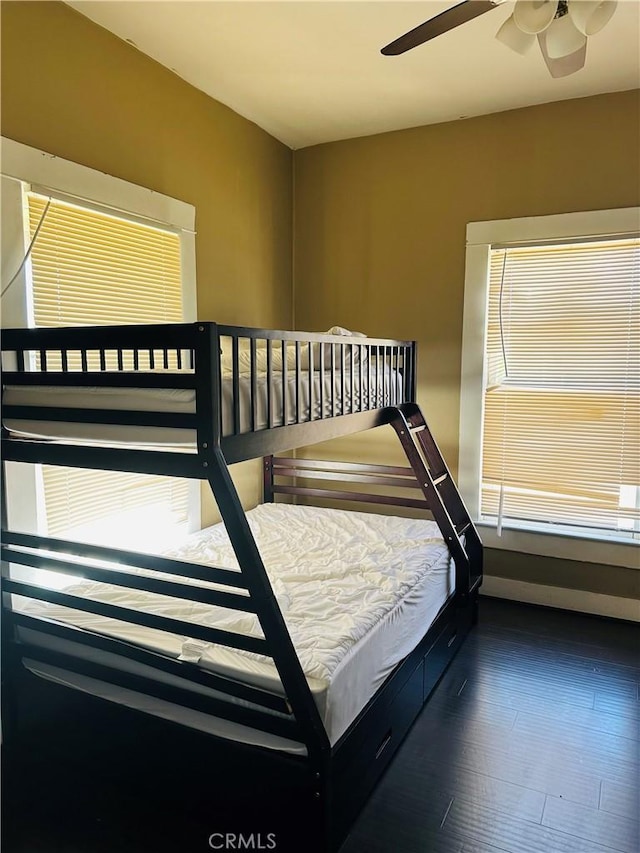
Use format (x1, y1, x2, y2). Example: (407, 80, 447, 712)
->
(1, 322, 213, 477)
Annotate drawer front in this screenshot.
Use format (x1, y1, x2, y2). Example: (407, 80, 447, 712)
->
(423, 619, 460, 700)
(334, 659, 425, 839)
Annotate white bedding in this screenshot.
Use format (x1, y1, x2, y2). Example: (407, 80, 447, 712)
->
(12, 503, 454, 753)
(3, 368, 403, 446)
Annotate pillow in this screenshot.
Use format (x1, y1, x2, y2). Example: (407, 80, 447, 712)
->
(220, 327, 368, 373)
(325, 325, 366, 339)
(316, 327, 368, 370)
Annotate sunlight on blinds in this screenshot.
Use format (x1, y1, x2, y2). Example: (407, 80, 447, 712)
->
(29, 194, 183, 326)
(481, 237, 640, 537)
(28, 192, 190, 543)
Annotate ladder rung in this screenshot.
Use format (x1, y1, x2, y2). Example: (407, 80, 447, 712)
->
(410, 424, 426, 434)
(432, 473, 448, 486)
(456, 521, 472, 536)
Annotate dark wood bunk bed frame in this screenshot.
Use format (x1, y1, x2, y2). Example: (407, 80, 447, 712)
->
(1, 321, 482, 852)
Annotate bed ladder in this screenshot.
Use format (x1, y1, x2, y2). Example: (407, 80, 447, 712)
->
(391, 403, 482, 604)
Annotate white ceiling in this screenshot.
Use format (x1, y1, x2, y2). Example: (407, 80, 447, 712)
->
(66, 1, 640, 149)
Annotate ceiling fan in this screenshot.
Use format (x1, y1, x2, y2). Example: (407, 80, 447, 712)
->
(381, 0, 618, 78)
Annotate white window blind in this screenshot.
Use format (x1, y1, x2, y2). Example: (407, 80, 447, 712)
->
(481, 237, 640, 538)
(27, 192, 190, 544)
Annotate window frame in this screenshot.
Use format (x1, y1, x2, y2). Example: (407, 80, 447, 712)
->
(1, 137, 200, 538)
(459, 207, 640, 570)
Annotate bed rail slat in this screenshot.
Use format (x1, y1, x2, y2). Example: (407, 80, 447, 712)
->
(269, 467, 422, 490)
(2, 546, 255, 612)
(271, 457, 416, 477)
(295, 342, 302, 424)
(308, 341, 314, 421)
(281, 340, 288, 427)
(266, 341, 273, 429)
(19, 643, 301, 740)
(318, 341, 325, 419)
(250, 338, 258, 432)
(386, 346, 391, 405)
(408, 342, 416, 400)
(3, 580, 268, 656)
(232, 336, 240, 435)
(272, 485, 428, 511)
(13, 612, 292, 714)
(2, 442, 206, 479)
(3, 406, 197, 429)
(358, 345, 364, 413)
(2, 531, 249, 589)
(2, 323, 202, 351)
(330, 344, 336, 417)
(394, 346, 400, 405)
(3, 371, 197, 389)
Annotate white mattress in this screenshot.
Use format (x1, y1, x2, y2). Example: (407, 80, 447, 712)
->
(11, 504, 454, 754)
(3, 368, 402, 447)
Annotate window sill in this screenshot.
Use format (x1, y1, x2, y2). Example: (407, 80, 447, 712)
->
(477, 521, 639, 569)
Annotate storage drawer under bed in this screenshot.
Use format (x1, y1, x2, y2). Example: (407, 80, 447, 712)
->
(423, 616, 460, 699)
(332, 658, 424, 842)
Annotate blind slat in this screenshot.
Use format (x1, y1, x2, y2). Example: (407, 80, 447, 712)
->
(482, 237, 640, 535)
(28, 193, 189, 540)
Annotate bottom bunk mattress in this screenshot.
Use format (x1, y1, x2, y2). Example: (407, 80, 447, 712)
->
(10, 503, 454, 754)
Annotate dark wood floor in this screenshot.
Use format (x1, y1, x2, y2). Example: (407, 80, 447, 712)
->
(341, 597, 639, 853)
(2, 597, 638, 853)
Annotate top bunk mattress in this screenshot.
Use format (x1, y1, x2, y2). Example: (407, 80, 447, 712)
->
(3, 368, 403, 447)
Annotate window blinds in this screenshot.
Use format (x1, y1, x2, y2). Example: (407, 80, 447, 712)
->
(29, 194, 183, 326)
(481, 237, 640, 537)
(27, 192, 190, 540)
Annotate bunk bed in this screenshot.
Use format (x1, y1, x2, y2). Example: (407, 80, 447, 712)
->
(1, 321, 482, 852)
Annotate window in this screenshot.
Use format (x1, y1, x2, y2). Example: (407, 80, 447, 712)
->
(28, 193, 184, 328)
(1, 138, 198, 551)
(460, 208, 639, 568)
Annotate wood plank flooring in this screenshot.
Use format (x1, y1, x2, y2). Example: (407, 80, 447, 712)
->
(2, 597, 638, 853)
(340, 597, 639, 853)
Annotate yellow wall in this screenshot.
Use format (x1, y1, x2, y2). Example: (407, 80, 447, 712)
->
(1, 1, 292, 328)
(1, 0, 294, 522)
(2, 2, 638, 598)
(294, 91, 640, 597)
(294, 90, 640, 465)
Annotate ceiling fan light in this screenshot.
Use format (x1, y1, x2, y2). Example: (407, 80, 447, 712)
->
(496, 14, 537, 53)
(568, 0, 617, 35)
(538, 30, 587, 76)
(513, 0, 559, 34)
(544, 14, 587, 58)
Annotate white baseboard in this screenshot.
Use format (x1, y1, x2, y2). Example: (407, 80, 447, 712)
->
(481, 576, 640, 622)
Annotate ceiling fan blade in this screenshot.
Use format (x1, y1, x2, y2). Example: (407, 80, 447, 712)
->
(381, 0, 503, 56)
